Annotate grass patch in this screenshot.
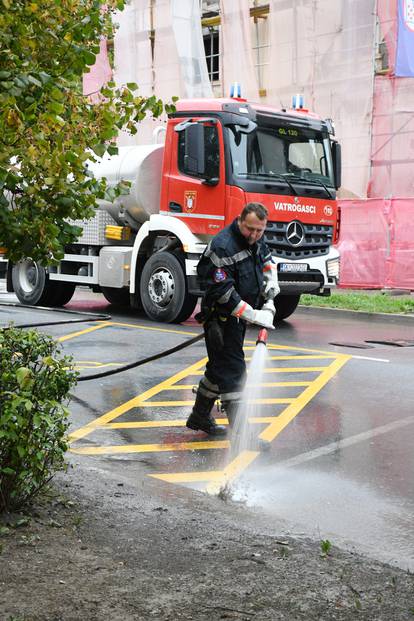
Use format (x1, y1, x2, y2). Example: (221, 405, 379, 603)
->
(300, 292, 414, 314)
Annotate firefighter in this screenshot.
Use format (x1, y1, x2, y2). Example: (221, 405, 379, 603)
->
(186, 202, 280, 436)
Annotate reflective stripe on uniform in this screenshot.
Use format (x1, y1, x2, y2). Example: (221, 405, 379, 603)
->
(199, 376, 220, 398)
(205, 246, 251, 268)
(217, 286, 235, 304)
(233, 301, 247, 318)
(221, 391, 243, 401)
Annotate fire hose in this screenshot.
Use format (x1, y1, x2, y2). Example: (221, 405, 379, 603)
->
(0, 301, 205, 381)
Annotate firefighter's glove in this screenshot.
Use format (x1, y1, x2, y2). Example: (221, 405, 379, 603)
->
(262, 298, 276, 316)
(231, 301, 275, 330)
(262, 265, 280, 300)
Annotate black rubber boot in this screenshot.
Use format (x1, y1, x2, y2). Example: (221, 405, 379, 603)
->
(186, 390, 227, 436)
(221, 400, 240, 427)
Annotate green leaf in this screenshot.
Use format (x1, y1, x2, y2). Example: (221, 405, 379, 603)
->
(16, 367, 32, 389)
(91, 143, 106, 157)
(49, 101, 65, 115)
(1, 467, 15, 476)
(82, 50, 96, 66)
(126, 82, 138, 91)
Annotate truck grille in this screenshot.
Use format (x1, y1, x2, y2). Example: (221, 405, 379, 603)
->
(264, 221, 333, 259)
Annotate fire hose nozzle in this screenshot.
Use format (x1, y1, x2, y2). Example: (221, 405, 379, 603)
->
(256, 328, 268, 345)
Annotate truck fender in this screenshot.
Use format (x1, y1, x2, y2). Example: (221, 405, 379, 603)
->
(130, 215, 205, 294)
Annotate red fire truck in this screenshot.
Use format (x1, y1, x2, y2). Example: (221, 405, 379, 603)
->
(7, 95, 341, 323)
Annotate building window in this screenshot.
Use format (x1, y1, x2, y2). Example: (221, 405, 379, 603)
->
(203, 29, 220, 82)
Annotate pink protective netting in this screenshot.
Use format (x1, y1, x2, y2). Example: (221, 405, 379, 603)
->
(337, 199, 414, 290)
(369, 0, 414, 198)
(219, 0, 259, 100)
(341, 0, 414, 290)
(265, 0, 376, 199)
(82, 2, 414, 290)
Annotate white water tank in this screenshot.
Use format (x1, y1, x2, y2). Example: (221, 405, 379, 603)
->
(88, 144, 164, 229)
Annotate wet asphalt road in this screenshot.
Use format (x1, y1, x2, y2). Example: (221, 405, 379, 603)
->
(1, 284, 413, 571)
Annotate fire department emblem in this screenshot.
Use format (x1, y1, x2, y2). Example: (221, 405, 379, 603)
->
(404, 0, 414, 31)
(184, 190, 197, 212)
(324, 205, 333, 216)
(213, 268, 227, 282)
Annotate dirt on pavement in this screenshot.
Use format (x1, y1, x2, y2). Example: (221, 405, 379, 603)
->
(1, 457, 413, 621)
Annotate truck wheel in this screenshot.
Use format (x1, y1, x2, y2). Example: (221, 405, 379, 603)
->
(49, 282, 76, 307)
(140, 251, 197, 323)
(101, 286, 131, 307)
(274, 294, 301, 322)
(11, 260, 56, 306)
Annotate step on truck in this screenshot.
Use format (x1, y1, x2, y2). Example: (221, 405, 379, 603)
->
(6, 94, 341, 323)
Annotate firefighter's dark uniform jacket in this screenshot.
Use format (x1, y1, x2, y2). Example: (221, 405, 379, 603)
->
(197, 218, 273, 401)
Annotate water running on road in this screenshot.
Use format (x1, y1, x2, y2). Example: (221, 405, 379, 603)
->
(230, 341, 269, 457)
(217, 341, 270, 499)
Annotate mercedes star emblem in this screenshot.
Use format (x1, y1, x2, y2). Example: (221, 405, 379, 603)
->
(286, 221, 305, 247)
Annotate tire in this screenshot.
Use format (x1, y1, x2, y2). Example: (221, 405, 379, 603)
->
(140, 251, 197, 323)
(12, 260, 76, 307)
(12, 260, 56, 306)
(49, 282, 76, 307)
(274, 294, 301, 322)
(101, 286, 131, 307)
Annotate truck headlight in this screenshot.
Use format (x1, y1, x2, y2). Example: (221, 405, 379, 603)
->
(326, 257, 340, 279)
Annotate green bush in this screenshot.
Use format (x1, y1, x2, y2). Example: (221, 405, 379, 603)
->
(0, 326, 77, 512)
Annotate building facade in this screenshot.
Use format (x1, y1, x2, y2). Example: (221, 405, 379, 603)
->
(84, 0, 414, 290)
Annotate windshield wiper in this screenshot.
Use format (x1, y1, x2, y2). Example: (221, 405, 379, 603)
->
(236, 172, 298, 195)
(281, 174, 335, 199)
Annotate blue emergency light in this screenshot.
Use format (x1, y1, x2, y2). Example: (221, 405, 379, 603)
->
(230, 82, 242, 98)
(292, 94, 304, 109)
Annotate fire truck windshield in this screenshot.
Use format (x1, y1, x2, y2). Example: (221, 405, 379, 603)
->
(227, 124, 335, 192)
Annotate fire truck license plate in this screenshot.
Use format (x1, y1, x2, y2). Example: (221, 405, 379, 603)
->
(279, 263, 308, 272)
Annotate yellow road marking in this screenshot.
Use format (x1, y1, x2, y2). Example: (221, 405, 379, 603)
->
(162, 381, 311, 390)
(68, 356, 208, 442)
(103, 416, 277, 430)
(191, 366, 327, 376)
(108, 320, 198, 337)
(151, 450, 260, 488)
(248, 381, 312, 387)
(137, 398, 294, 407)
(206, 451, 260, 494)
(262, 366, 328, 373)
(151, 470, 223, 483)
(244, 342, 345, 355)
(68, 333, 351, 489)
(259, 354, 351, 442)
(71, 440, 229, 455)
(74, 362, 124, 369)
(58, 320, 199, 343)
(245, 354, 337, 361)
(58, 322, 108, 342)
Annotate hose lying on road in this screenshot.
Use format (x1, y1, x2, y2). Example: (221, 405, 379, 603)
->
(0, 301, 204, 382)
(77, 332, 204, 381)
(0, 301, 111, 328)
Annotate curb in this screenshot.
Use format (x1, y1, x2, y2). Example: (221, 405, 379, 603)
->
(297, 304, 414, 324)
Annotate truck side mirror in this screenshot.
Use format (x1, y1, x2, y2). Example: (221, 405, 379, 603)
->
(332, 141, 341, 190)
(184, 124, 206, 176)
